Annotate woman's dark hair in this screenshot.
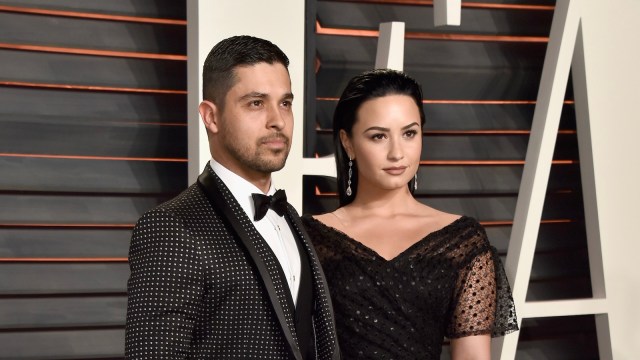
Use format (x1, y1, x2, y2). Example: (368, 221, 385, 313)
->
(202, 35, 289, 110)
(333, 69, 426, 206)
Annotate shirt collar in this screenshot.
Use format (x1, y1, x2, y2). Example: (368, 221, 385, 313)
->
(210, 158, 276, 221)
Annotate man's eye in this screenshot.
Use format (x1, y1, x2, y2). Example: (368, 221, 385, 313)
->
(250, 100, 263, 107)
(282, 100, 292, 108)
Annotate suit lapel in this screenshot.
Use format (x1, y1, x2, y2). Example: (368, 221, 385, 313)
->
(197, 165, 303, 360)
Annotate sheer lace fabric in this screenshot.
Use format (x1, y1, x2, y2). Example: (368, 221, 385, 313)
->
(302, 215, 518, 359)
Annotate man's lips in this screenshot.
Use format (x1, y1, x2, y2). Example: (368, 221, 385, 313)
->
(261, 135, 289, 148)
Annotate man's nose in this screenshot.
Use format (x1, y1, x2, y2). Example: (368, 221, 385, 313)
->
(266, 103, 286, 130)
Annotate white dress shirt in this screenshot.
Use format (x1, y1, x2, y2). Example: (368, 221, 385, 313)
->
(210, 159, 301, 305)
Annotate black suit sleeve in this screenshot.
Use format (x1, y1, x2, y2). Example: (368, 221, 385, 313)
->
(125, 209, 204, 359)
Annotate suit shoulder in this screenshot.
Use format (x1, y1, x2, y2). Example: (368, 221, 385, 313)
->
(140, 183, 212, 221)
(129, 184, 210, 255)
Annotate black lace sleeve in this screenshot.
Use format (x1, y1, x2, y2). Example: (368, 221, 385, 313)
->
(446, 225, 518, 338)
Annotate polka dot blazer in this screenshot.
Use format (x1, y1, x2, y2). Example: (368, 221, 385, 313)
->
(125, 165, 340, 359)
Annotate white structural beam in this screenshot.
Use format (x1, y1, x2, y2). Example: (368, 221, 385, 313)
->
(522, 299, 608, 318)
(503, 0, 580, 305)
(571, 21, 613, 360)
(434, 0, 461, 27)
(494, 0, 640, 358)
(186, 1, 209, 186)
(578, 0, 640, 357)
(496, 0, 583, 358)
(571, 20, 605, 300)
(302, 156, 336, 178)
(375, 22, 405, 71)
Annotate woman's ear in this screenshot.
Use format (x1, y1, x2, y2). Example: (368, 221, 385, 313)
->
(198, 100, 219, 134)
(339, 129, 355, 159)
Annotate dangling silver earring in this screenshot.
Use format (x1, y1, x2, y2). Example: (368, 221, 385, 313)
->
(414, 173, 418, 191)
(346, 158, 353, 197)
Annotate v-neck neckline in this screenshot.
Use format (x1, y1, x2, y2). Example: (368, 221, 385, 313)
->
(306, 215, 467, 263)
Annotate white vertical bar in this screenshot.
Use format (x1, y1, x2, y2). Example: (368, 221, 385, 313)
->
(571, 21, 606, 299)
(375, 22, 405, 71)
(497, 0, 581, 358)
(187, 1, 208, 186)
(578, 0, 640, 356)
(434, 0, 461, 27)
(571, 19, 613, 360)
(302, 157, 336, 178)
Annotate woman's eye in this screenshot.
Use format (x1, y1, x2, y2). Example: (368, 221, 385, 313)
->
(404, 130, 418, 138)
(371, 133, 386, 140)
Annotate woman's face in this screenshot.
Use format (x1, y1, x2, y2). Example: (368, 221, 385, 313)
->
(340, 94, 422, 193)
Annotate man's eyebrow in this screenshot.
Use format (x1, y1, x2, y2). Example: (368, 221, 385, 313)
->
(238, 92, 267, 101)
(238, 92, 294, 101)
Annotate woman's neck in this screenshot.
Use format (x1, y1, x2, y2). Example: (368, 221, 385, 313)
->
(347, 183, 418, 216)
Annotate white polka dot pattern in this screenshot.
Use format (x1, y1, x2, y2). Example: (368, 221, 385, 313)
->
(125, 168, 339, 360)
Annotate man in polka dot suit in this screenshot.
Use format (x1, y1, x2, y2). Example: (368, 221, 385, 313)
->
(125, 36, 340, 360)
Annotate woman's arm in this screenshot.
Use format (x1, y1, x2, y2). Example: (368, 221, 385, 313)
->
(450, 334, 490, 360)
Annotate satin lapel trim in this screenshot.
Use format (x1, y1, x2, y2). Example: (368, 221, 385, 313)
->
(197, 166, 303, 360)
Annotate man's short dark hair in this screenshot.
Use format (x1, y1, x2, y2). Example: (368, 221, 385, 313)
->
(202, 35, 290, 109)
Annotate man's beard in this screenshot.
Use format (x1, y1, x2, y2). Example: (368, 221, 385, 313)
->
(221, 133, 290, 174)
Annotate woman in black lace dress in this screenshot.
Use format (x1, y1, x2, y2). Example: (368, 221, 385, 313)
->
(302, 69, 518, 359)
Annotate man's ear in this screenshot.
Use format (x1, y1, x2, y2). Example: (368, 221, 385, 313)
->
(199, 100, 219, 134)
(339, 129, 355, 160)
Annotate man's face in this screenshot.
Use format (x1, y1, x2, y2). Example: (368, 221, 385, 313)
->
(213, 62, 294, 180)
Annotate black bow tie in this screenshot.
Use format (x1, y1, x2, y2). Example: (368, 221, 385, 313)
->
(252, 189, 288, 221)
